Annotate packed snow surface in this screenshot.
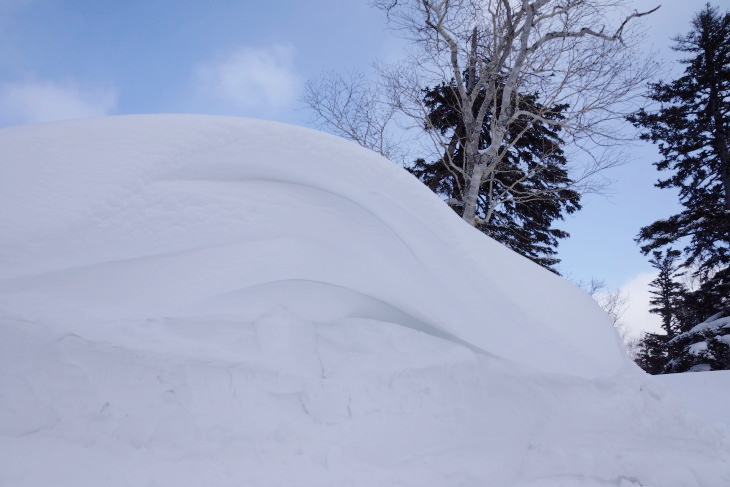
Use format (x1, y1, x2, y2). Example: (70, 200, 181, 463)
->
(1, 115, 728, 486)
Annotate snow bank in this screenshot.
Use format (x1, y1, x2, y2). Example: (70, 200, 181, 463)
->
(1, 115, 728, 486)
(0, 114, 622, 378)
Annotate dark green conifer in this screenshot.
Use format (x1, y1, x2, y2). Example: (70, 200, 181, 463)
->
(631, 4, 730, 373)
(411, 80, 580, 273)
(635, 333, 670, 375)
(647, 249, 685, 336)
(629, 4, 730, 308)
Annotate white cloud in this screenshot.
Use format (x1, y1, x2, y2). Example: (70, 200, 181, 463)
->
(617, 272, 663, 339)
(194, 44, 301, 114)
(0, 79, 118, 126)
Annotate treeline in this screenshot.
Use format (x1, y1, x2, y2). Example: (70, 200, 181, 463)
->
(305, 0, 657, 272)
(631, 4, 730, 374)
(303, 1, 730, 373)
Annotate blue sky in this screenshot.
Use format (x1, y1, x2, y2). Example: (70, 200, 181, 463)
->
(0, 0, 397, 122)
(1, 0, 726, 334)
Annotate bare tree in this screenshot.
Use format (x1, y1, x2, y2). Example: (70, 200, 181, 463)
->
(374, 0, 658, 224)
(303, 69, 406, 162)
(599, 287, 630, 332)
(305, 0, 659, 229)
(578, 277, 631, 341)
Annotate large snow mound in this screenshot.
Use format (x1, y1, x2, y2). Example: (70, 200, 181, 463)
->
(0, 114, 620, 378)
(1, 115, 729, 486)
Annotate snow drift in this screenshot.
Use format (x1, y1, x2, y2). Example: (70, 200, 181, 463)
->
(0, 114, 621, 378)
(0, 115, 728, 486)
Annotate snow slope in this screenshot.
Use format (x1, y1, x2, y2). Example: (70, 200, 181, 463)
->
(654, 370, 730, 427)
(1, 115, 728, 486)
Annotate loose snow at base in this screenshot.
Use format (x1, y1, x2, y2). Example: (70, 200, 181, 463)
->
(1, 115, 728, 486)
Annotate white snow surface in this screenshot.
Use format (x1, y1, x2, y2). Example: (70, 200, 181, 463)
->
(1, 115, 728, 486)
(655, 370, 730, 428)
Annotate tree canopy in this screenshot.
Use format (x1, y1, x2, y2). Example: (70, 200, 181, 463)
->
(411, 80, 580, 271)
(629, 4, 730, 292)
(631, 4, 730, 373)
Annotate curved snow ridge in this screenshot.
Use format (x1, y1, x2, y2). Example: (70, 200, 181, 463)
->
(0, 114, 622, 378)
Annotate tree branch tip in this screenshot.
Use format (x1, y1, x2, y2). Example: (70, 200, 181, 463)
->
(642, 6, 661, 16)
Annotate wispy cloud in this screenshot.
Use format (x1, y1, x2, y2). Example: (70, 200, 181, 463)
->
(193, 44, 301, 115)
(617, 272, 663, 338)
(0, 79, 118, 126)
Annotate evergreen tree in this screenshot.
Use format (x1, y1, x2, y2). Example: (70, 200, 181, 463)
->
(660, 310, 730, 373)
(630, 4, 730, 374)
(647, 249, 685, 336)
(411, 80, 580, 272)
(636, 248, 683, 375)
(635, 333, 670, 375)
(628, 3, 730, 319)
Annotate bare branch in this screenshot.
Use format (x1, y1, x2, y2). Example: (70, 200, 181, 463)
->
(307, 0, 659, 246)
(303, 69, 405, 162)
